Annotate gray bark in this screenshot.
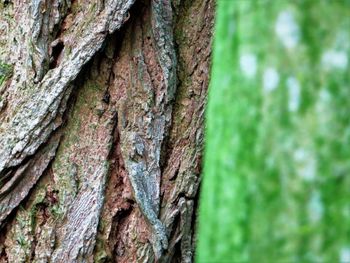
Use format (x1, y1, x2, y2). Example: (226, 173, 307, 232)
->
(0, 0, 213, 262)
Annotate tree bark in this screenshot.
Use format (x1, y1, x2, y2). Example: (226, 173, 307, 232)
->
(197, 1, 350, 262)
(0, 0, 213, 262)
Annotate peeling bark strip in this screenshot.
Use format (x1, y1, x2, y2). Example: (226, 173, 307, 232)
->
(0, 135, 60, 226)
(0, 0, 213, 262)
(0, 0, 134, 176)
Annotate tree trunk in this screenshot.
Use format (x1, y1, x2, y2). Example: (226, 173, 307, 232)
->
(0, 0, 213, 262)
(197, 1, 350, 262)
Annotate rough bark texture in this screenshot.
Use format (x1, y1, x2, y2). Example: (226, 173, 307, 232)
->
(197, 1, 350, 262)
(0, 0, 213, 262)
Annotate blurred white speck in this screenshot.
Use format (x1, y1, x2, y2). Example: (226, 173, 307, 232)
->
(319, 88, 331, 103)
(316, 89, 332, 135)
(294, 148, 307, 161)
(286, 76, 301, 112)
(294, 148, 316, 181)
(240, 53, 257, 78)
(275, 11, 300, 49)
(316, 88, 331, 114)
(322, 50, 348, 70)
(308, 191, 323, 223)
(340, 247, 350, 263)
(263, 68, 279, 92)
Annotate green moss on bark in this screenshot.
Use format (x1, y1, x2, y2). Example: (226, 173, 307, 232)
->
(0, 61, 13, 87)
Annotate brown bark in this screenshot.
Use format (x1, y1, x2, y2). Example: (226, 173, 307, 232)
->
(0, 0, 213, 262)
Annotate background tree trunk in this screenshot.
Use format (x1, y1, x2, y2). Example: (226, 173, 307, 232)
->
(197, 1, 350, 262)
(0, 0, 213, 262)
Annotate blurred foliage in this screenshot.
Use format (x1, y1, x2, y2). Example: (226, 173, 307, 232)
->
(197, 0, 350, 262)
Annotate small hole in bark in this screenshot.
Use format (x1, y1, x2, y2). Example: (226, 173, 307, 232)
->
(49, 41, 64, 69)
(102, 91, 110, 104)
(3, 0, 10, 7)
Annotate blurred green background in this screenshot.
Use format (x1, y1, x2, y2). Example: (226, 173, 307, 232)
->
(197, 0, 350, 262)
